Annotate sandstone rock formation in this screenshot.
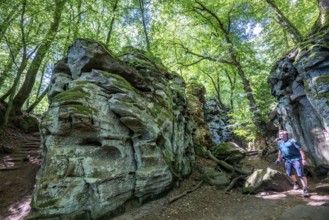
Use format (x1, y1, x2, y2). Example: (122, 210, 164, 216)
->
(204, 99, 232, 144)
(186, 80, 213, 149)
(268, 30, 329, 169)
(29, 39, 195, 219)
(244, 168, 292, 194)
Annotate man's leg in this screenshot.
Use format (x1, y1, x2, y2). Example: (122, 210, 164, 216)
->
(293, 160, 310, 197)
(285, 162, 299, 189)
(290, 175, 299, 189)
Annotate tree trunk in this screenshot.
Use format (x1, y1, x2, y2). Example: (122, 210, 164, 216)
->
(138, 0, 151, 52)
(0, 0, 28, 129)
(106, 0, 119, 47)
(200, 68, 226, 111)
(194, 1, 261, 124)
(224, 68, 236, 111)
(0, 88, 12, 102)
(265, 0, 303, 43)
(35, 59, 48, 98)
(310, 0, 329, 33)
(232, 56, 258, 116)
(26, 86, 49, 113)
(0, 48, 20, 89)
(11, 0, 66, 115)
(73, 0, 82, 40)
(0, 4, 20, 42)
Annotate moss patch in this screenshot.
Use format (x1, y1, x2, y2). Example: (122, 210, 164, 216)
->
(36, 198, 60, 208)
(101, 71, 134, 91)
(65, 104, 95, 116)
(53, 86, 89, 102)
(314, 74, 329, 86)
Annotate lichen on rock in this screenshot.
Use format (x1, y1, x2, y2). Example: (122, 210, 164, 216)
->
(29, 39, 196, 219)
(268, 29, 329, 170)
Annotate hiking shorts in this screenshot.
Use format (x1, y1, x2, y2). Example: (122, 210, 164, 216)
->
(285, 160, 304, 177)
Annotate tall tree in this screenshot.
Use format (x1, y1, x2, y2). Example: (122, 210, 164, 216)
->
(1, 0, 29, 129)
(0, 46, 20, 89)
(138, 0, 151, 52)
(10, 0, 66, 115)
(192, 1, 262, 124)
(106, 0, 120, 47)
(0, 3, 20, 42)
(311, 0, 329, 32)
(265, 0, 303, 43)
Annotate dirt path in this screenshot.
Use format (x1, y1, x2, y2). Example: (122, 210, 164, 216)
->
(0, 128, 41, 220)
(1, 128, 329, 220)
(113, 177, 329, 220)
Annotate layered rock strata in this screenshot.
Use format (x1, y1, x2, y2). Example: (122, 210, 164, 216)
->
(29, 39, 195, 219)
(268, 30, 329, 168)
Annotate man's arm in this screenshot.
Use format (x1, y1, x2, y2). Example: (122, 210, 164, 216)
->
(299, 148, 307, 165)
(276, 150, 282, 164)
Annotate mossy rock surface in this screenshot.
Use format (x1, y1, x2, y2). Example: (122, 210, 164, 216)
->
(53, 86, 89, 102)
(212, 142, 245, 164)
(12, 115, 40, 133)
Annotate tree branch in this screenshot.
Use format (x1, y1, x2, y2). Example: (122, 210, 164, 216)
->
(175, 42, 233, 65)
(168, 180, 204, 204)
(207, 150, 251, 175)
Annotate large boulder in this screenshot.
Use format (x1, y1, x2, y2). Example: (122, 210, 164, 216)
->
(268, 30, 329, 169)
(29, 39, 195, 219)
(200, 167, 230, 189)
(243, 168, 292, 194)
(212, 142, 245, 165)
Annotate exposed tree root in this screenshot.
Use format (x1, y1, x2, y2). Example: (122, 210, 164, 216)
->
(168, 180, 204, 204)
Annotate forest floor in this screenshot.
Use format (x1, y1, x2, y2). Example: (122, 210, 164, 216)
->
(1, 127, 329, 220)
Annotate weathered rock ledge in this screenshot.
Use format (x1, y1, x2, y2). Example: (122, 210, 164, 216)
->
(29, 39, 196, 219)
(268, 30, 329, 169)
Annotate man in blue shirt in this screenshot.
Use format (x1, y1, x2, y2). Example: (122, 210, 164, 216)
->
(276, 130, 310, 197)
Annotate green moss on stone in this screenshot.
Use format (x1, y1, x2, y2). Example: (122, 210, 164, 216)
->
(101, 71, 134, 91)
(317, 92, 329, 99)
(214, 142, 234, 152)
(149, 104, 174, 126)
(75, 81, 91, 86)
(315, 74, 329, 86)
(54, 86, 89, 102)
(65, 104, 96, 116)
(91, 169, 103, 178)
(37, 199, 60, 208)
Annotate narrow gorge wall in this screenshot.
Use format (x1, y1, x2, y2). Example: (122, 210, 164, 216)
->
(268, 30, 329, 169)
(29, 39, 196, 219)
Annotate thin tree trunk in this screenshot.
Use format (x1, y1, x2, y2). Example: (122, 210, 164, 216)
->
(200, 68, 226, 111)
(138, 0, 151, 52)
(195, 1, 261, 124)
(106, 0, 119, 47)
(0, 48, 20, 89)
(0, 88, 12, 102)
(232, 57, 258, 115)
(26, 86, 49, 113)
(11, 0, 66, 115)
(310, 0, 329, 33)
(35, 59, 48, 98)
(0, 4, 20, 42)
(265, 0, 303, 43)
(1, 0, 28, 129)
(224, 68, 236, 111)
(215, 73, 226, 110)
(73, 0, 82, 40)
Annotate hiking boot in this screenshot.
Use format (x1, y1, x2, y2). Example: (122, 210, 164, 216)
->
(303, 187, 310, 197)
(293, 183, 299, 190)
